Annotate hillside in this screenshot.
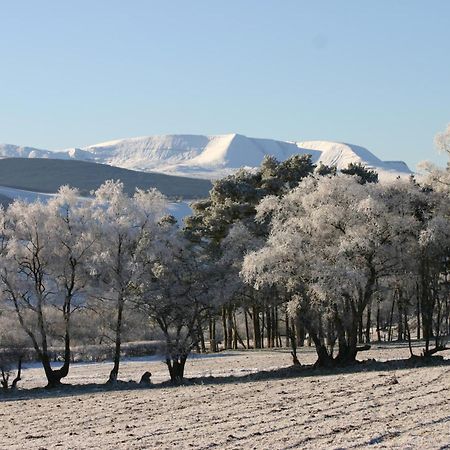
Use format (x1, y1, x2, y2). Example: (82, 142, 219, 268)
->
(81, 134, 322, 176)
(1, 134, 412, 180)
(298, 141, 413, 178)
(0, 158, 212, 199)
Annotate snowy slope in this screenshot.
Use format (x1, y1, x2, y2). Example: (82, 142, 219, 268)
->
(297, 141, 412, 178)
(0, 144, 53, 159)
(0, 134, 411, 180)
(0, 143, 73, 160)
(78, 133, 321, 177)
(79, 134, 411, 179)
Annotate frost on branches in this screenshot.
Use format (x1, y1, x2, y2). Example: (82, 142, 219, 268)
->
(0, 186, 96, 387)
(242, 175, 450, 366)
(88, 180, 167, 383)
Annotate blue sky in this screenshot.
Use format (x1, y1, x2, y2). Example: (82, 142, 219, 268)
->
(0, 1, 449, 169)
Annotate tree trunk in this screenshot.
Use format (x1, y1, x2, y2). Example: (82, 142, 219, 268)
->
(285, 312, 290, 348)
(295, 313, 305, 347)
(365, 299, 372, 343)
(416, 284, 421, 340)
(166, 355, 187, 384)
(266, 305, 272, 348)
(358, 315, 364, 344)
(261, 309, 265, 348)
(376, 301, 382, 342)
(397, 289, 404, 341)
(420, 256, 435, 354)
(227, 306, 233, 350)
(198, 317, 206, 353)
(311, 331, 334, 368)
(108, 295, 124, 383)
(209, 316, 217, 352)
(11, 358, 22, 390)
(232, 310, 238, 350)
(252, 305, 261, 349)
(222, 306, 227, 350)
(244, 309, 250, 349)
(388, 295, 396, 342)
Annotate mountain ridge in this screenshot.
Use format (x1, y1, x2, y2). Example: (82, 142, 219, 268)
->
(0, 134, 412, 180)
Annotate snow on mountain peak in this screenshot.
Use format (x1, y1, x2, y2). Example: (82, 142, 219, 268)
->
(297, 141, 412, 178)
(1, 134, 411, 180)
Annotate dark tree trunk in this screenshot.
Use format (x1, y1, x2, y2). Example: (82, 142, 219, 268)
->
(198, 317, 206, 353)
(312, 335, 334, 368)
(420, 256, 435, 354)
(266, 305, 272, 348)
(252, 305, 261, 349)
(42, 301, 72, 389)
(388, 295, 396, 342)
(166, 355, 188, 384)
(295, 313, 305, 347)
(285, 312, 290, 348)
(244, 309, 251, 349)
(405, 312, 415, 358)
(222, 306, 227, 350)
(261, 309, 265, 348)
(397, 289, 404, 341)
(108, 295, 124, 383)
(416, 284, 421, 340)
(365, 299, 372, 343)
(376, 301, 382, 342)
(275, 306, 281, 347)
(226, 306, 233, 350)
(358, 315, 364, 344)
(11, 358, 22, 390)
(232, 311, 238, 350)
(209, 316, 217, 352)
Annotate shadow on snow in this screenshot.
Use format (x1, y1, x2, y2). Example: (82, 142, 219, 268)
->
(1, 355, 449, 403)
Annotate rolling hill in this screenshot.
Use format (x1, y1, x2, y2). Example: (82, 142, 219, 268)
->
(0, 158, 212, 199)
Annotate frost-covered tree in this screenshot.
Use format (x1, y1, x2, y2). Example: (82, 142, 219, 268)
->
(218, 222, 266, 350)
(415, 204, 450, 355)
(242, 176, 427, 366)
(0, 313, 27, 390)
(185, 154, 316, 246)
(0, 187, 95, 387)
(434, 123, 450, 156)
(184, 155, 316, 350)
(88, 181, 166, 383)
(418, 123, 450, 192)
(137, 220, 213, 383)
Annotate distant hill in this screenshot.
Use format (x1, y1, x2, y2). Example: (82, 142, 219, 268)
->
(0, 158, 212, 199)
(0, 133, 412, 180)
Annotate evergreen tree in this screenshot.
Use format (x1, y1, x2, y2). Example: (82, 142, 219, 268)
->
(341, 162, 379, 184)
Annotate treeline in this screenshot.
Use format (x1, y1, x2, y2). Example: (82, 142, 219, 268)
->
(1, 127, 450, 389)
(187, 155, 450, 368)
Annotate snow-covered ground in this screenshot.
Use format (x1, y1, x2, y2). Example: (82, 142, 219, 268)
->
(1, 133, 412, 180)
(1, 344, 448, 449)
(0, 185, 55, 203)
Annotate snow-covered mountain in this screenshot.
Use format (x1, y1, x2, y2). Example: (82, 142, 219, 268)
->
(0, 134, 412, 180)
(297, 141, 412, 179)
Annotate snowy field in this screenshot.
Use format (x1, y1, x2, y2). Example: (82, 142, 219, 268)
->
(1, 343, 449, 449)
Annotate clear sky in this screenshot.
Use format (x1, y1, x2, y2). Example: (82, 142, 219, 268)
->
(0, 1, 449, 169)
